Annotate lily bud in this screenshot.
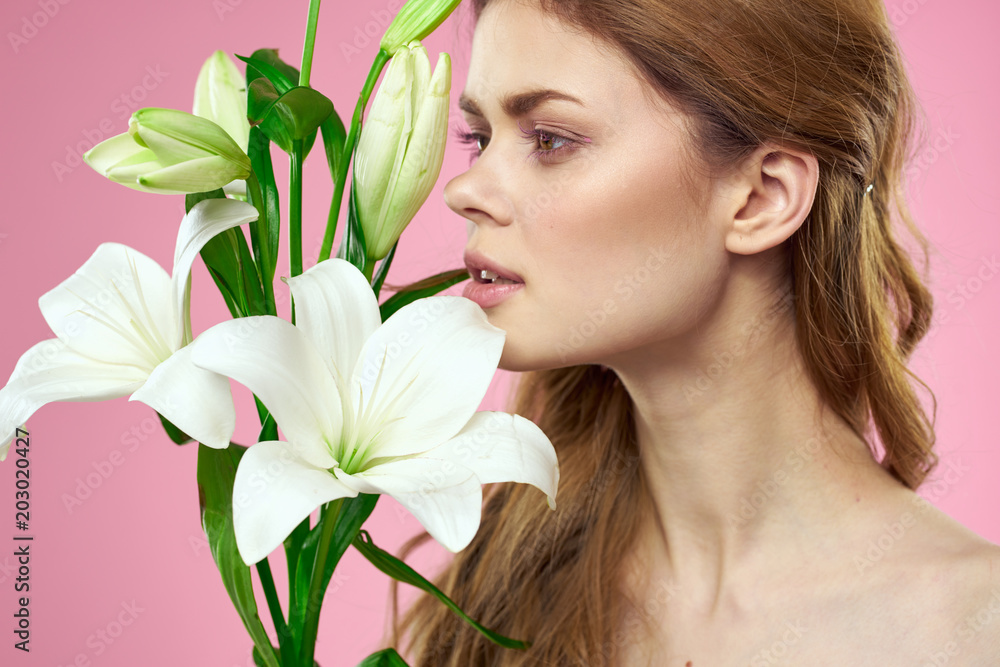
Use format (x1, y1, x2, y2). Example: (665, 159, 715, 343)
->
(353, 42, 451, 261)
(193, 50, 251, 196)
(193, 50, 250, 153)
(83, 108, 251, 195)
(380, 0, 461, 55)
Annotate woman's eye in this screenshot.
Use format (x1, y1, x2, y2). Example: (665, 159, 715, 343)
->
(516, 120, 579, 163)
(451, 123, 579, 165)
(452, 126, 488, 163)
(533, 130, 564, 152)
(521, 127, 577, 164)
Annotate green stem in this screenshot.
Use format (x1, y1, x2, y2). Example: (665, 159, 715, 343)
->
(256, 559, 297, 667)
(299, 0, 322, 87)
(317, 49, 391, 263)
(362, 255, 375, 283)
(255, 640, 282, 667)
(290, 140, 305, 278)
(300, 498, 346, 667)
(245, 172, 277, 316)
(318, 168, 345, 265)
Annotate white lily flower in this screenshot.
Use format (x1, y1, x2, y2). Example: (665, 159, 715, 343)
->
(353, 41, 451, 261)
(193, 50, 251, 198)
(190, 258, 558, 564)
(0, 199, 259, 458)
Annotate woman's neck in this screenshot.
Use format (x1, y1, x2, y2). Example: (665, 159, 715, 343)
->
(605, 289, 906, 617)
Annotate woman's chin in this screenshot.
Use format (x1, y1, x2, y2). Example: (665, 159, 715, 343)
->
(497, 339, 581, 374)
(497, 345, 535, 373)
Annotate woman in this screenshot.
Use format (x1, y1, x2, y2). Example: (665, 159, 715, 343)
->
(394, 0, 1000, 664)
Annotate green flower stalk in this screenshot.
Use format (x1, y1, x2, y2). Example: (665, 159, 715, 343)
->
(353, 41, 451, 262)
(83, 108, 251, 195)
(380, 0, 462, 55)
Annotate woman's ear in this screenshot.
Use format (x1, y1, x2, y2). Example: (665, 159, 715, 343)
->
(720, 144, 819, 255)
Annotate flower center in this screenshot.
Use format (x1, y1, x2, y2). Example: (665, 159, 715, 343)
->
(328, 346, 418, 475)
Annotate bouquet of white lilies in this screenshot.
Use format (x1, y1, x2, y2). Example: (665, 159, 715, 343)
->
(0, 1, 558, 665)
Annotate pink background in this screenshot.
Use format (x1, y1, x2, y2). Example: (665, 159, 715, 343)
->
(0, 0, 997, 664)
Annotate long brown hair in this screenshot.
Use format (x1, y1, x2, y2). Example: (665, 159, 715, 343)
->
(393, 0, 937, 663)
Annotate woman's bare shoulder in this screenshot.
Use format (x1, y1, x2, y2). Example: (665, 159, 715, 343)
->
(898, 501, 1000, 662)
(942, 539, 1000, 661)
(895, 544, 998, 667)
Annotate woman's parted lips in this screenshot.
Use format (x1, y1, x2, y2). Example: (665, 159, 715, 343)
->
(463, 249, 524, 283)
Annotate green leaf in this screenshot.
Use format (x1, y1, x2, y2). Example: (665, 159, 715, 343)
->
(157, 412, 192, 445)
(252, 394, 271, 430)
(257, 411, 278, 443)
(240, 49, 299, 93)
(240, 50, 323, 158)
(357, 648, 411, 667)
(353, 530, 530, 650)
(247, 79, 333, 154)
(288, 495, 379, 647)
(190, 186, 246, 319)
(184, 189, 227, 214)
(197, 444, 280, 667)
(371, 241, 398, 299)
(188, 189, 266, 318)
(253, 646, 303, 667)
(203, 227, 267, 318)
(336, 176, 368, 273)
(202, 262, 243, 319)
(246, 78, 282, 129)
(234, 230, 268, 316)
(319, 113, 347, 183)
(246, 127, 280, 292)
(378, 268, 469, 321)
(282, 516, 310, 625)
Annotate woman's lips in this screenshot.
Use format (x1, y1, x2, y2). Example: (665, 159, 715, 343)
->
(462, 249, 525, 308)
(462, 279, 524, 308)
(463, 249, 524, 283)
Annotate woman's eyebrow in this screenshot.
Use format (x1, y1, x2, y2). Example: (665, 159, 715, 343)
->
(458, 89, 586, 118)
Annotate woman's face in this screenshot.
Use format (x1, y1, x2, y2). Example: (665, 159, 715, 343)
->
(445, 0, 731, 372)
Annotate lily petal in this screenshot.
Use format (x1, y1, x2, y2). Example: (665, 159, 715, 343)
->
(82, 132, 148, 176)
(335, 456, 483, 552)
(350, 296, 505, 459)
(130, 108, 249, 167)
(286, 259, 381, 386)
(222, 180, 248, 199)
(381, 52, 451, 258)
(0, 339, 146, 456)
(407, 43, 432, 124)
(367, 45, 433, 259)
(353, 46, 412, 235)
(135, 155, 247, 195)
(190, 317, 341, 469)
(38, 243, 175, 372)
(429, 411, 558, 510)
(130, 344, 235, 449)
(171, 198, 259, 340)
(193, 50, 251, 152)
(104, 155, 167, 192)
(233, 441, 357, 564)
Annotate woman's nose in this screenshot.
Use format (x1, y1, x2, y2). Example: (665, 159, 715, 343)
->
(443, 157, 514, 229)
